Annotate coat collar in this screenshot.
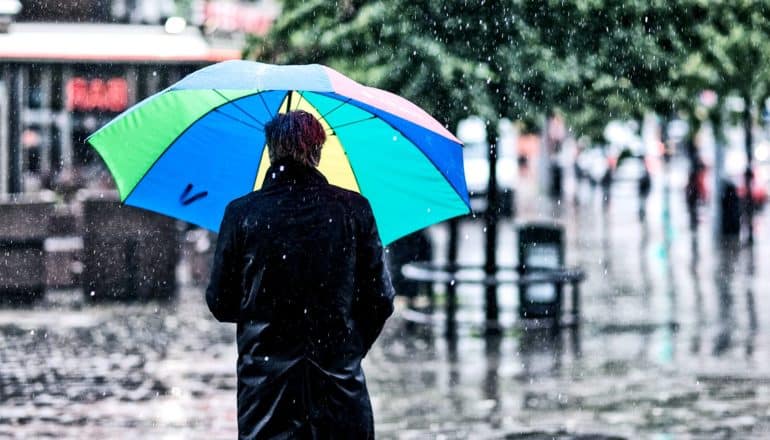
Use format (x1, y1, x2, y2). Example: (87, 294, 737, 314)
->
(261, 158, 328, 189)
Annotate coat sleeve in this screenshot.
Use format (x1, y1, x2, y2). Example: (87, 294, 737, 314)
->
(206, 202, 242, 323)
(353, 200, 395, 354)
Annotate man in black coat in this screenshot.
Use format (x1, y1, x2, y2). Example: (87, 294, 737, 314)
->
(206, 110, 395, 439)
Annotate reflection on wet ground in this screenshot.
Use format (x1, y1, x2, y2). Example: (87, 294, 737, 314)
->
(3, 168, 770, 439)
(0, 294, 238, 439)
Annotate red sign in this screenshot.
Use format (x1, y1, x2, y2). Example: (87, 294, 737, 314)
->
(199, 1, 277, 35)
(66, 77, 128, 112)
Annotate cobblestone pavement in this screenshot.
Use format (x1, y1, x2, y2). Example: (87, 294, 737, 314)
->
(3, 165, 770, 439)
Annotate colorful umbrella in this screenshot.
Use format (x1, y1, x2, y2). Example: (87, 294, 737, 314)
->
(87, 61, 470, 244)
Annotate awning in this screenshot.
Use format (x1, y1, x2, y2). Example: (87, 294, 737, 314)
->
(0, 23, 241, 63)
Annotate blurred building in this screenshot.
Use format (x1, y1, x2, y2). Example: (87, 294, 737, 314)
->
(0, 0, 278, 194)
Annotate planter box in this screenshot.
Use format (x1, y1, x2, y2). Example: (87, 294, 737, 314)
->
(79, 191, 179, 302)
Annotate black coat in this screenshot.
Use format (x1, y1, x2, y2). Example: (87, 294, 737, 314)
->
(206, 159, 395, 440)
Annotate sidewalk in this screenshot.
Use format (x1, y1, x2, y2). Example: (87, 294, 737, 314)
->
(2, 167, 770, 438)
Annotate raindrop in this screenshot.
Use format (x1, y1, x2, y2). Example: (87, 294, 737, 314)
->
(90, 291, 95, 297)
(263, 356, 269, 361)
(282, 254, 286, 260)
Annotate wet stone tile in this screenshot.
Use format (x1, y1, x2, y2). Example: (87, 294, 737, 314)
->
(4, 180, 770, 438)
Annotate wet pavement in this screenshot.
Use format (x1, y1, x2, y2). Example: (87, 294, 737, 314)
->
(3, 161, 770, 439)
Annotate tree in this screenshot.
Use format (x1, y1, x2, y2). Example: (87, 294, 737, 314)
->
(247, 0, 494, 129)
(248, 1, 518, 333)
(672, 0, 770, 241)
(513, 1, 706, 139)
(248, 1, 703, 138)
(245, 0, 770, 328)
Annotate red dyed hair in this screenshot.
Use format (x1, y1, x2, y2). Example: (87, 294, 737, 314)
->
(265, 110, 326, 167)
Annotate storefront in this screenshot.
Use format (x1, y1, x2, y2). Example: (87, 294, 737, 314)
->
(0, 22, 240, 194)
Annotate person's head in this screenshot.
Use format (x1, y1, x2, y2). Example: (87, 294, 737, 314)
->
(264, 110, 326, 167)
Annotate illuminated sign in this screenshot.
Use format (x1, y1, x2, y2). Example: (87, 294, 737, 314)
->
(66, 77, 128, 112)
(197, 0, 278, 35)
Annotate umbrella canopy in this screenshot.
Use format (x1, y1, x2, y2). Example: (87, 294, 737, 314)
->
(87, 60, 470, 244)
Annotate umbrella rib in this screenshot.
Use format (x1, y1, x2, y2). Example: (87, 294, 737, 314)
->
(330, 116, 378, 131)
(324, 93, 470, 210)
(298, 91, 337, 136)
(212, 108, 264, 131)
(298, 92, 362, 191)
(120, 91, 266, 205)
(212, 89, 266, 127)
(304, 93, 466, 208)
(297, 90, 308, 106)
(258, 91, 275, 117)
(250, 91, 288, 191)
(297, 90, 310, 112)
(319, 97, 352, 120)
(250, 90, 290, 191)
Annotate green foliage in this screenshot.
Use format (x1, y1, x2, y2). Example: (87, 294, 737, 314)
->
(679, 1, 770, 104)
(247, 1, 493, 129)
(246, 0, 770, 140)
(512, 1, 701, 137)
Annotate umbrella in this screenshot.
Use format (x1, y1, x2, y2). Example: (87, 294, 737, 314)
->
(87, 60, 470, 244)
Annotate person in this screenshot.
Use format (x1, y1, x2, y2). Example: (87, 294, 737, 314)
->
(206, 110, 395, 439)
(685, 156, 703, 229)
(638, 158, 651, 222)
(600, 160, 613, 209)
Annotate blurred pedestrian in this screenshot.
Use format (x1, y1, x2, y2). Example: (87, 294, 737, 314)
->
(600, 164, 613, 209)
(638, 159, 651, 221)
(685, 156, 705, 229)
(206, 110, 395, 439)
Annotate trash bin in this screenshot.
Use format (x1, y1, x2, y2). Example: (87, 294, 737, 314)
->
(517, 222, 565, 320)
(720, 179, 741, 236)
(80, 191, 178, 302)
(0, 192, 55, 303)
